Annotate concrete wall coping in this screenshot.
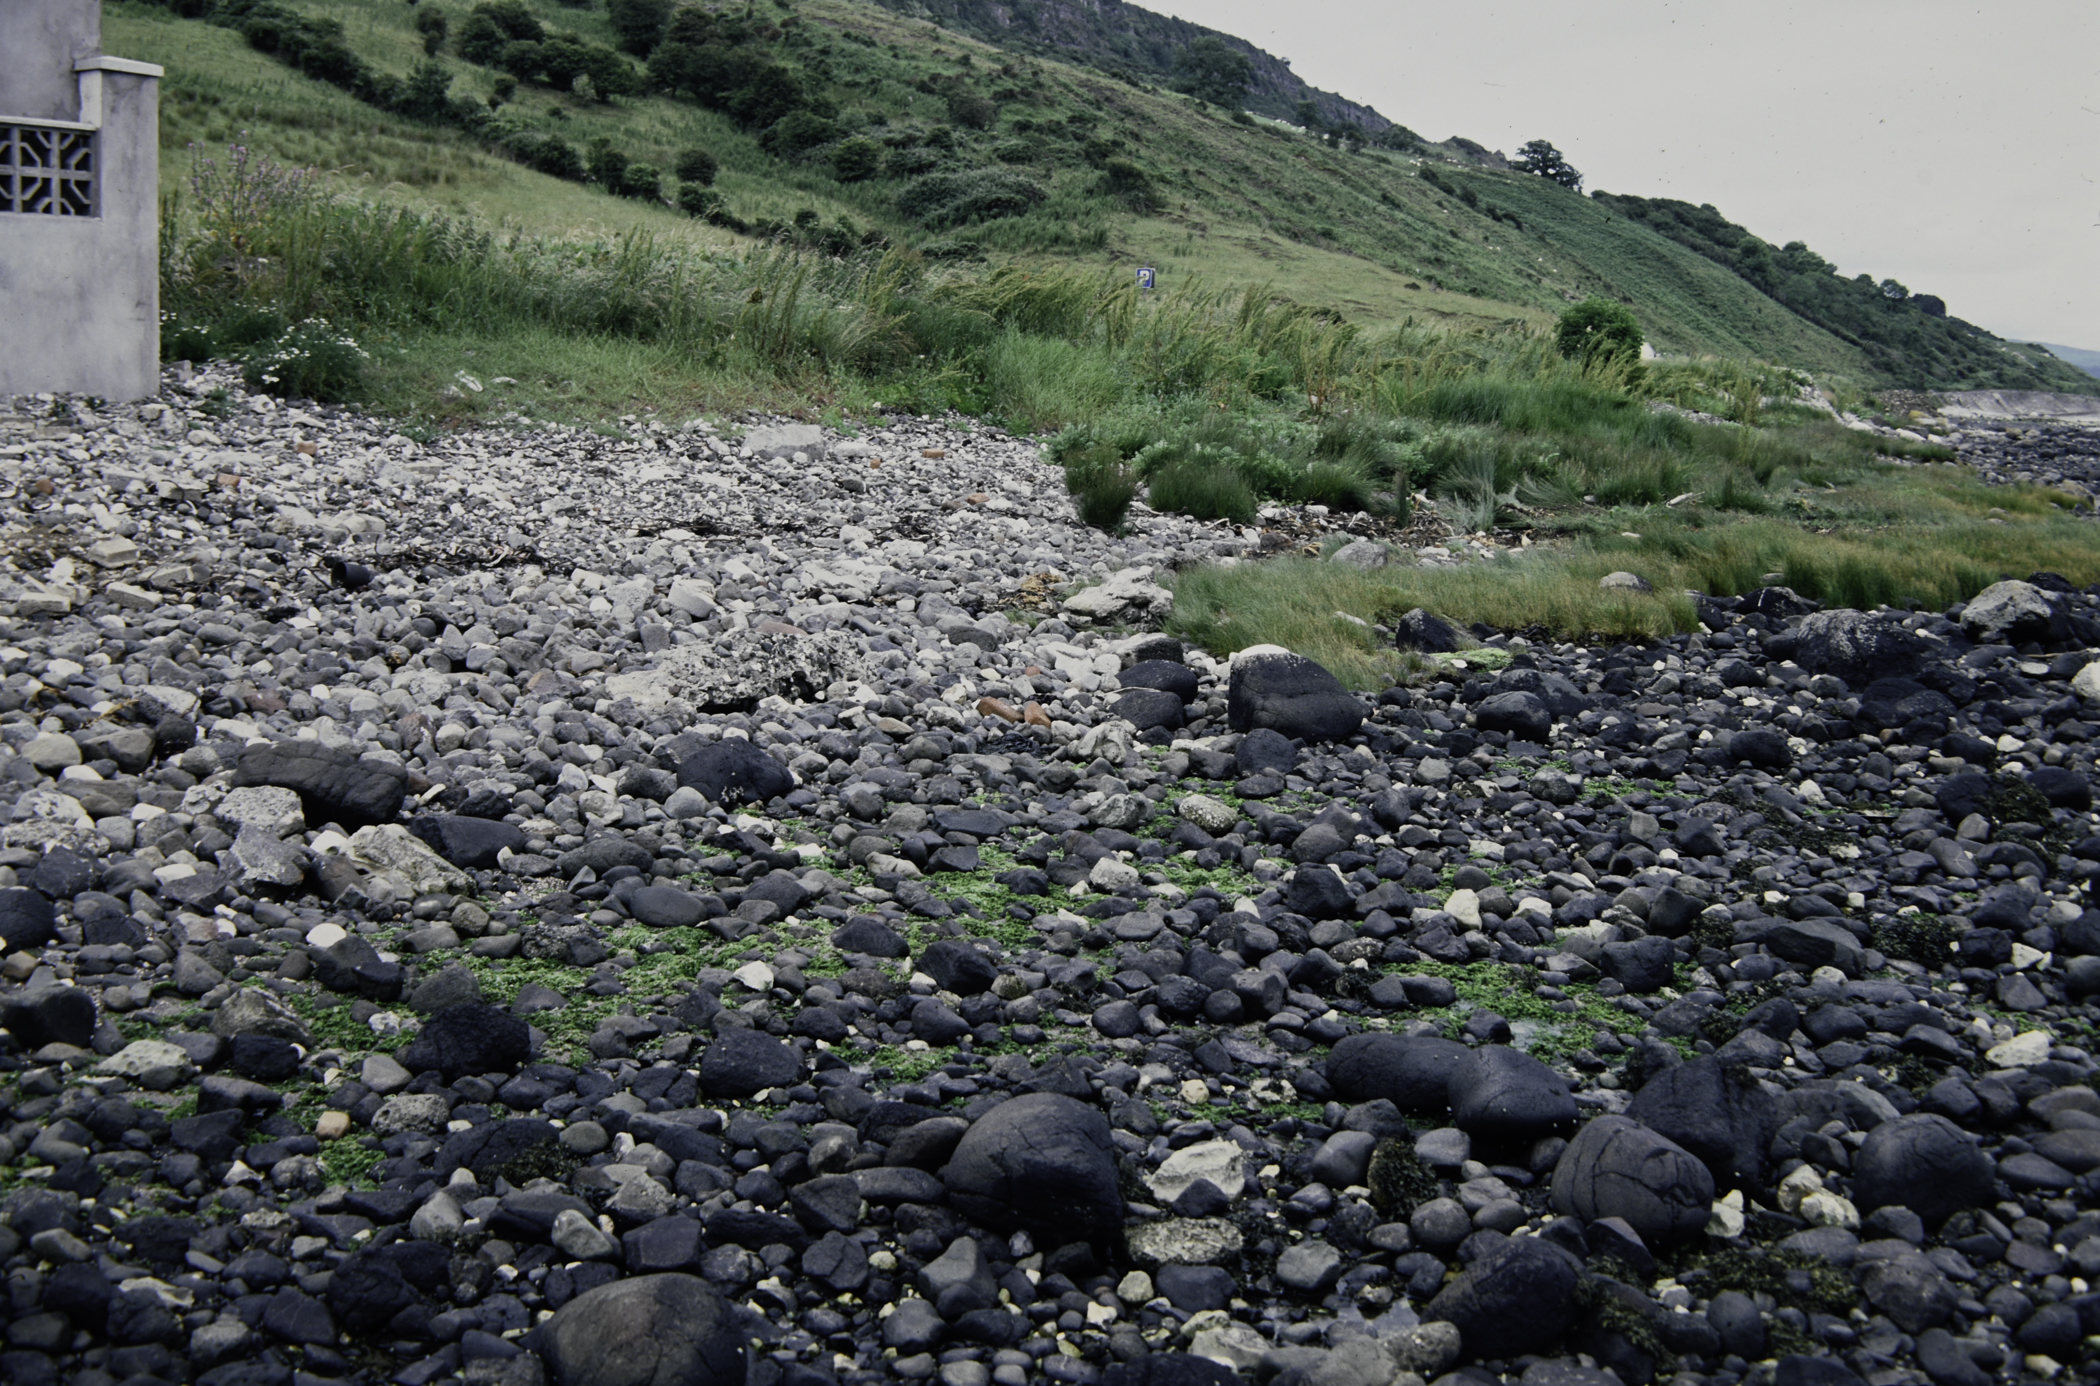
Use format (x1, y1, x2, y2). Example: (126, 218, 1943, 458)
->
(76, 56, 163, 78)
(0, 113, 97, 131)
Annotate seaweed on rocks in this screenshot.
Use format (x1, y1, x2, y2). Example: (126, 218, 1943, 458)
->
(1366, 1136, 1441, 1215)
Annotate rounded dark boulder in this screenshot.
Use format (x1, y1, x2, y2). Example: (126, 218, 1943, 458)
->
(1857, 678, 1955, 733)
(1729, 728, 1793, 770)
(1235, 727, 1299, 777)
(1448, 1045, 1577, 1142)
(1392, 607, 1461, 654)
(2029, 766, 2092, 811)
(1325, 1032, 1469, 1114)
(917, 939, 997, 996)
(1228, 648, 1366, 743)
(674, 737, 794, 806)
(407, 814, 526, 870)
(1550, 1115, 1715, 1247)
(627, 886, 705, 929)
(0, 886, 56, 950)
(1114, 687, 1185, 733)
(1473, 691, 1552, 742)
(697, 1026, 805, 1099)
(2, 985, 97, 1049)
(310, 935, 405, 1002)
(1423, 1235, 1580, 1360)
(832, 917, 908, 958)
(940, 1092, 1123, 1241)
(437, 1118, 562, 1180)
(1284, 865, 1354, 920)
(1851, 1113, 1995, 1227)
(1789, 610, 1929, 687)
(532, 1272, 743, 1386)
(398, 1003, 531, 1079)
(1119, 660, 1201, 704)
(1104, 1355, 1243, 1386)
(234, 739, 408, 828)
(1624, 1055, 1775, 1189)
(1599, 935, 1676, 994)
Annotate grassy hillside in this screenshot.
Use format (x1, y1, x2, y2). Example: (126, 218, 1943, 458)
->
(2044, 344, 2100, 382)
(113, 0, 1883, 384)
(862, 0, 1395, 132)
(1594, 193, 2098, 395)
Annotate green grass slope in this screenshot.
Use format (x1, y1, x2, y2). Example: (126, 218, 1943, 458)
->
(114, 0, 1886, 385)
(2043, 344, 2100, 382)
(1594, 193, 2098, 395)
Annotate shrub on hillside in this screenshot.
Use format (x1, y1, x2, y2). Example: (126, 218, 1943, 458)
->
(674, 148, 719, 186)
(761, 110, 838, 157)
(885, 146, 941, 179)
(1556, 298, 1644, 365)
(945, 92, 999, 130)
(896, 168, 1046, 228)
(586, 139, 629, 191)
(833, 137, 883, 182)
(1516, 138, 1583, 192)
(503, 130, 584, 179)
(395, 60, 456, 123)
(675, 184, 721, 218)
(237, 6, 365, 88)
(1100, 157, 1162, 212)
(620, 163, 662, 202)
(1171, 36, 1253, 108)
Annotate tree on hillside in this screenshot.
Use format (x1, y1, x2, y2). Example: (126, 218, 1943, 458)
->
(1172, 36, 1253, 108)
(1516, 138, 1582, 191)
(456, 1, 543, 66)
(1325, 121, 1365, 152)
(606, 0, 674, 57)
(413, 7, 449, 57)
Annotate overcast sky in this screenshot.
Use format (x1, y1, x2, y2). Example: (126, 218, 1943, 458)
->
(1149, 0, 2100, 348)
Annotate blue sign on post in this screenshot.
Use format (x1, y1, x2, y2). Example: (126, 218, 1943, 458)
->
(1137, 267, 1156, 291)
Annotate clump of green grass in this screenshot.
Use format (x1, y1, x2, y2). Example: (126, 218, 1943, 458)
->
(1061, 441, 1140, 531)
(1171, 448, 2100, 683)
(1171, 552, 1696, 686)
(1048, 402, 1426, 525)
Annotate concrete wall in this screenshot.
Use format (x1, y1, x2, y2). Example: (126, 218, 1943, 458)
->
(0, 0, 101, 121)
(0, 1, 162, 403)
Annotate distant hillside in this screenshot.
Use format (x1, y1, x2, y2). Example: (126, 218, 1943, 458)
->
(865, 0, 1393, 132)
(1592, 193, 2098, 395)
(2044, 344, 2100, 381)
